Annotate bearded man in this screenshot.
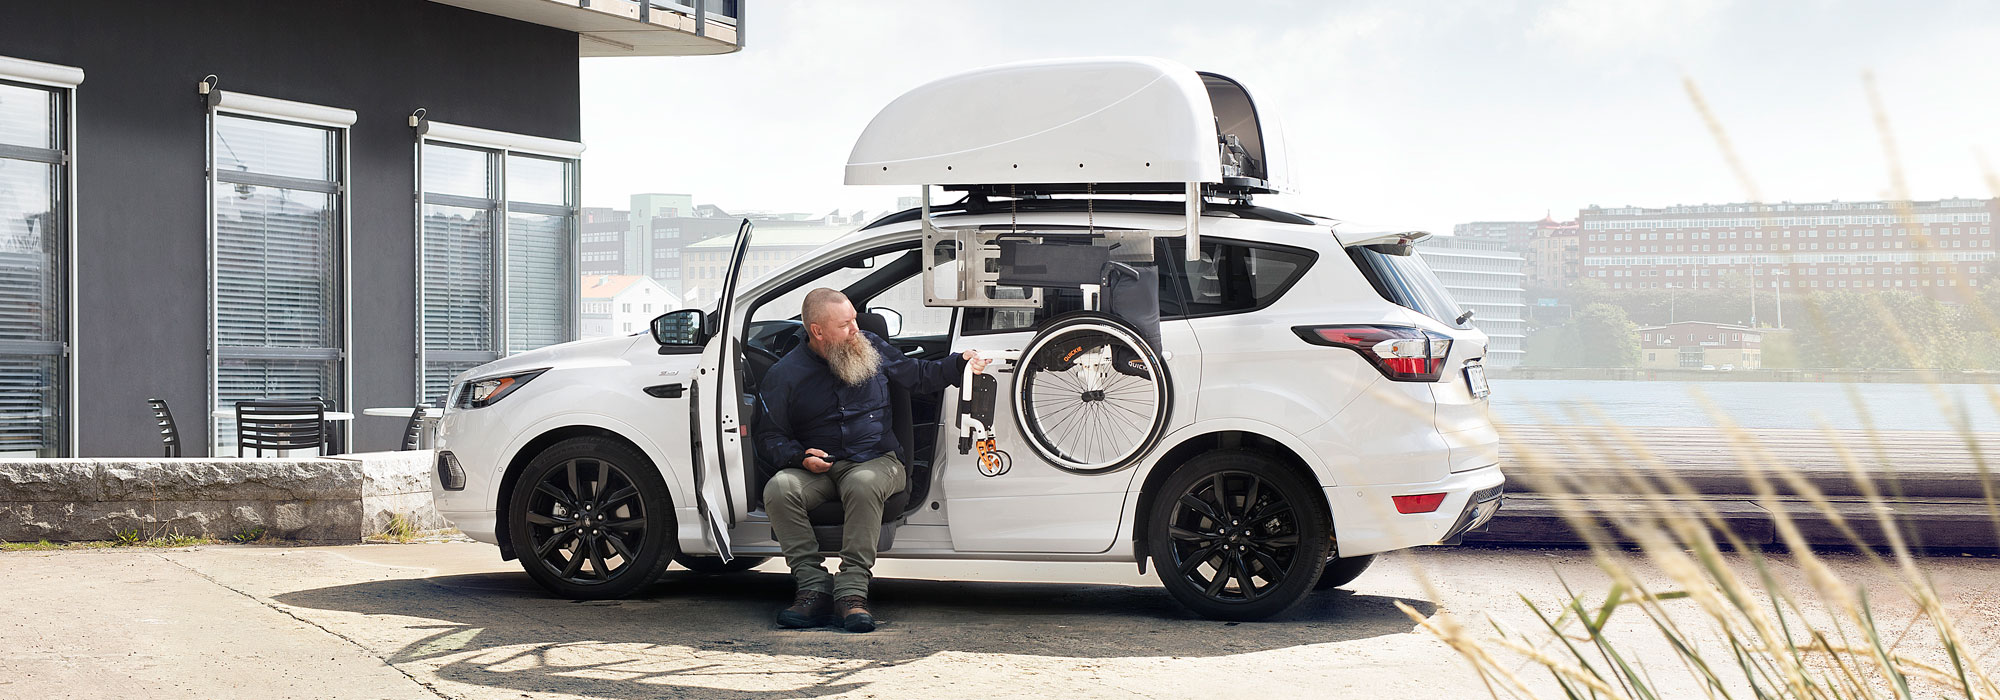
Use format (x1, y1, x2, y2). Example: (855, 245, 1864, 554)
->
(756, 287, 987, 632)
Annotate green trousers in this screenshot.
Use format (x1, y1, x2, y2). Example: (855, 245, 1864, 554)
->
(762, 453, 903, 599)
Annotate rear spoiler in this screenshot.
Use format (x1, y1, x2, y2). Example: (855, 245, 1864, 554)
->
(1335, 228, 1433, 256)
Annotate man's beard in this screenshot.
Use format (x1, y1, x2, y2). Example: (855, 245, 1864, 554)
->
(822, 332, 882, 387)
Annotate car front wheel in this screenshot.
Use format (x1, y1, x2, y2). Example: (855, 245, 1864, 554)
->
(507, 436, 677, 599)
(1147, 450, 1332, 621)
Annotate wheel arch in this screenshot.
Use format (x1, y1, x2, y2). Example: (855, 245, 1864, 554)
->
(1129, 424, 1328, 566)
(493, 420, 680, 561)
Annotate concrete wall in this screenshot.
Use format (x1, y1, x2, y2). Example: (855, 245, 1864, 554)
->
(0, 451, 445, 543)
(0, 1, 581, 456)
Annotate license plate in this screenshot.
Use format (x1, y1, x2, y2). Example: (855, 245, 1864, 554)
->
(1464, 362, 1490, 399)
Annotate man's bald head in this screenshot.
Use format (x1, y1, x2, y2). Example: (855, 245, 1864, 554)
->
(801, 288, 849, 328)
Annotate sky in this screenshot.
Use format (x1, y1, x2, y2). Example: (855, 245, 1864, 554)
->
(578, 0, 2000, 236)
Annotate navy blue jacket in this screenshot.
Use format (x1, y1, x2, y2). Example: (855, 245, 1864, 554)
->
(755, 331, 965, 480)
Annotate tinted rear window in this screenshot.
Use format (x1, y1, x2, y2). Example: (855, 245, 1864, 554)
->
(963, 238, 1315, 334)
(1347, 247, 1466, 327)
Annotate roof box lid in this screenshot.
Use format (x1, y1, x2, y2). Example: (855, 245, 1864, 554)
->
(844, 57, 1293, 194)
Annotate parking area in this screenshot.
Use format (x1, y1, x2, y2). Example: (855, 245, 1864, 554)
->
(5, 543, 1997, 699)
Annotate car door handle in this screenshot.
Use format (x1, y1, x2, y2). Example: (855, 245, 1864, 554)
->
(644, 383, 686, 399)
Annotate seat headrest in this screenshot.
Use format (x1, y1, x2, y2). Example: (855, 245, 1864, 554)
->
(856, 311, 888, 339)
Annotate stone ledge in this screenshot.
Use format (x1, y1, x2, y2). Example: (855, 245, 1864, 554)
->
(0, 451, 442, 543)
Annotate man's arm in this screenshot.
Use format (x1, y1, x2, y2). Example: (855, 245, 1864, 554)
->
(755, 379, 807, 472)
(873, 332, 972, 395)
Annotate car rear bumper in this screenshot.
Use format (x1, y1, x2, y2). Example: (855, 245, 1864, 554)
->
(1324, 463, 1505, 557)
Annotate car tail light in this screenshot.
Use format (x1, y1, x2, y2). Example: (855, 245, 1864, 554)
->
(1392, 492, 1447, 514)
(1293, 325, 1453, 381)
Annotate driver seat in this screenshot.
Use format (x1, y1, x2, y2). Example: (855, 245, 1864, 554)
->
(801, 312, 916, 547)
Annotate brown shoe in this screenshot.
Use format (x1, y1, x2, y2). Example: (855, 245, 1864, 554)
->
(776, 590, 833, 628)
(835, 595, 875, 633)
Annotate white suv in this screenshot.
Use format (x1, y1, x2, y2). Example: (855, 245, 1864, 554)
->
(430, 58, 1503, 621)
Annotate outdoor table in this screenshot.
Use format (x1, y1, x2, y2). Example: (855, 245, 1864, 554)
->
(210, 409, 356, 457)
(210, 409, 356, 421)
(362, 407, 441, 450)
(360, 407, 436, 419)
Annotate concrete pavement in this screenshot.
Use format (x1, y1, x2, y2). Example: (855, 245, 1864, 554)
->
(3, 543, 1996, 699)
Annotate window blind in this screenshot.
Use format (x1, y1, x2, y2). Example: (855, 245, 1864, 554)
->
(211, 113, 342, 452)
(0, 80, 64, 456)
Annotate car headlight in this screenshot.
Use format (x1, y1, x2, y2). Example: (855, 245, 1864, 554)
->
(455, 368, 550, 409)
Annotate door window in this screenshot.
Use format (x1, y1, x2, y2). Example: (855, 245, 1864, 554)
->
(859, 271, 953, 339)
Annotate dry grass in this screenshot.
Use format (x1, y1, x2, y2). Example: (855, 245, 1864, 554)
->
(1395, 73, 2000, 700)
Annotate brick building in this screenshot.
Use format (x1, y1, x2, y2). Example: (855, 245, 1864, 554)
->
(1525, 217, 1581, 289)
(1636, 321, 1768, 370)
(1579, 198, 1998, 302)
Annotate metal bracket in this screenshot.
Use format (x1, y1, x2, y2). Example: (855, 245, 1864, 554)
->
(916, 183, 1203, 308)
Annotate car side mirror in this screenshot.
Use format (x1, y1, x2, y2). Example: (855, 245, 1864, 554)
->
(867, 307, 903, 337)
(651, 309, 706, 352)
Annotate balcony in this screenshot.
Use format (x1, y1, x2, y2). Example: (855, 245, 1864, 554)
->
(433, 0, 744, 56)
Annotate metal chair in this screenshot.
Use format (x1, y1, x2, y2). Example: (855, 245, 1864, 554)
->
(146, 398, 181, 458)
(400, 405, 427, 451)
(309, 395, 343, 455)
(235, 400, 326, 457)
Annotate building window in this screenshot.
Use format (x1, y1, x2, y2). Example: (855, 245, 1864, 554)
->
(416, 122, 582, 403)
(0, 57, 81, 457)
(207, 93, 354, 454)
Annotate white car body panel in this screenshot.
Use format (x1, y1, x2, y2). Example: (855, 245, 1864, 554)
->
(434, 208, 1504, 564)
(432, 208, 1502, 566)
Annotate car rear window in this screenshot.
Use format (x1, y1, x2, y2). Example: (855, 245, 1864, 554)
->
(1164, 238, 1315, 318)
(962, 238, 1316, 334)
(1347, 246, 1466, 327)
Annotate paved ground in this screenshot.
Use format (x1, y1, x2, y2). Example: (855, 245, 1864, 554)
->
(4, 543, 1997, 699)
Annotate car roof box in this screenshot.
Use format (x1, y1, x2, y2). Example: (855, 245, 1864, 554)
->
(844, 57, 1293, 195)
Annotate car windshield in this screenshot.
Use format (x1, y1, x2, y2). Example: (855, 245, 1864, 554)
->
(1346, 246, 1466, 327)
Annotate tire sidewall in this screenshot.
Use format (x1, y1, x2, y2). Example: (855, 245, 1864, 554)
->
(507, 436, 678, 599)
(1147, 450, 1332, 621)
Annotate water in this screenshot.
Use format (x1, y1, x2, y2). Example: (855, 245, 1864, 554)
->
(1489, 380, 2000, 432)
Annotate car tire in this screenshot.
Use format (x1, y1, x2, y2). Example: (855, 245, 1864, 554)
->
(1011, 311, 1172, 475)
(1313, 553, 1376, 590)
(1147, 450, 1332, 621)
(674, 554, 769, 574)
(507, 436, 677, 600)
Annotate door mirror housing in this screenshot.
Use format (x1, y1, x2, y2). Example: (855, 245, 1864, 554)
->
(866, 307, 904, 337)
(651, 309, 707, 350)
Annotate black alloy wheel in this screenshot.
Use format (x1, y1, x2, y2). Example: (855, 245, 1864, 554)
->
(1148, 450, 1332, 621)
(508, 436, 676, 600)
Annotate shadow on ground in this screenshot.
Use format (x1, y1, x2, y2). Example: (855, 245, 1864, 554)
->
(274, 568, 1435, 699)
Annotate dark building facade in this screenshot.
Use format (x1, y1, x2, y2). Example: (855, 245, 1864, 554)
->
(0, 1, 741, 457)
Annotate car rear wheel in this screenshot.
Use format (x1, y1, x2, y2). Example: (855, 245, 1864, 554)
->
(674, 554, 769, 574)
(1314, 553, 1377, 590)
(507, 436, 677, 600)
(1147, 450, 1331, 621)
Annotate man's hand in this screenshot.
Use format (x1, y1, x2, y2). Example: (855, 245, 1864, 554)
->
(802, 447, 832, 473)
(962, 350, 991, 375)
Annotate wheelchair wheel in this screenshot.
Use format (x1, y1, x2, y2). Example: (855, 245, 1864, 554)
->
(1012, 311, 1172, 474)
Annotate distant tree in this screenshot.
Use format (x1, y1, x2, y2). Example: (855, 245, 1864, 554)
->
(1523, 302, 1639, 368)
(1759, 331, 1799, 369)
(1791, 290, 1967, 369)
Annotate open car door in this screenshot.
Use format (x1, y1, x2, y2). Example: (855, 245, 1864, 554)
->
(692, 219, 754, 559)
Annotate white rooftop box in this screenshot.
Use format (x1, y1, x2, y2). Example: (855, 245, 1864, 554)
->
(845, 57, 1293, 196)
